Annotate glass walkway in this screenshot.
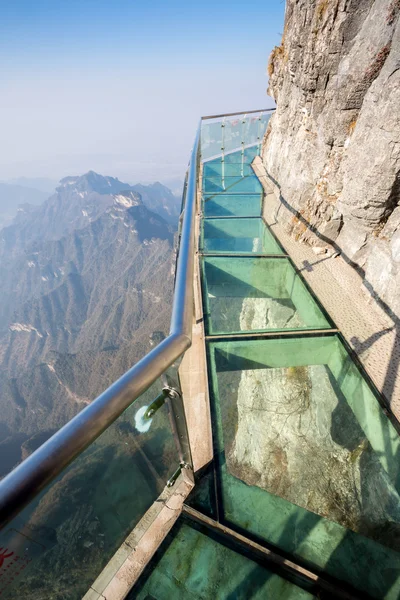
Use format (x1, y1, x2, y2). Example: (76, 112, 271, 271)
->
(0, 112, 399, 599)
(130, 118, 400, 600)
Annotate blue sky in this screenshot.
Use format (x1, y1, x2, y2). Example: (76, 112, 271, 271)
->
(0, 0, 285, 186)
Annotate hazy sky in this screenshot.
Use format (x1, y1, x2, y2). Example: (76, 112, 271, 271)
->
(0, 0, 285, 186)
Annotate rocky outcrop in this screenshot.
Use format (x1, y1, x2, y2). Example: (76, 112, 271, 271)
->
(262, 0, 400, 315)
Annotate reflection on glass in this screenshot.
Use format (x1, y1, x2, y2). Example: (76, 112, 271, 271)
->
(207, 335, 400, 599)
(203, 194, 262, 218)
(201, 113, 272, 161)
(208, 146, 260, 164)
(201, 220, 283, 255)
(200, 120, 224, 159)
(203, 175, 262, 194)
(223, 118, 243, 154)
(0, 378, 179, 600)
(203, 163, 255, 178)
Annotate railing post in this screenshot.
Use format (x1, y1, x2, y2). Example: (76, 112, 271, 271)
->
(221, 117, 225, 190)
(257, 111, 264, 155)
(164, 387, 193, 469)
(241, 113, 247, 177)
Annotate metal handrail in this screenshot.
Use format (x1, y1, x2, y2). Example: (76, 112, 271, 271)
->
(201, 107, 275, 120)
(0, 123, 202, 529)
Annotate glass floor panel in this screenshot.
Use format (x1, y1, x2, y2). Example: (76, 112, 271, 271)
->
(201, 256, 331, 335)
(203, 163, 255, 177)
(201, 218, 283, 255)
(203, 193, 262, 217)
(203, 175, 263, 194)
(130, 518, 317, 600)
(206, 334, 400, 599)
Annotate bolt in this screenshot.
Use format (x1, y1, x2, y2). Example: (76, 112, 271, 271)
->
(180, 462, 192, 471)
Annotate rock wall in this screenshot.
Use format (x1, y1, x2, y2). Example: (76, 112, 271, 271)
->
(262, 0, 400, 316)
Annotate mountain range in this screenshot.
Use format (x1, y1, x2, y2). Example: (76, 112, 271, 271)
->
(0, 172, 181, 476)
(0, 183, 50, 230)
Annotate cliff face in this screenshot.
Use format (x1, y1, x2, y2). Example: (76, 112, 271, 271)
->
(263, 0, 400, 315)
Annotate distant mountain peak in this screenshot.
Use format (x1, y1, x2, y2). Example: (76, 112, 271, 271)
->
(58, 172, 132, 196)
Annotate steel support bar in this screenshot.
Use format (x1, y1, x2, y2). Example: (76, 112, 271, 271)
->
(182, 505, 362, 600)
(205, 329, 339, 341)
(165, 388, 193, 471)
(199, 252, 289, 258)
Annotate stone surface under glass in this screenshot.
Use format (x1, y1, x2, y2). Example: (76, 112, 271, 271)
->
(202, 256, 330, 334)
(207, 335, 400, 599)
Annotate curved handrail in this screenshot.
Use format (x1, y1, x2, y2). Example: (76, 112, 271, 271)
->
(0, 123, 201, 528)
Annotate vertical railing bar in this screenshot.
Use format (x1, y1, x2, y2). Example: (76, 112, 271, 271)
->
(241, 113, 247, 177)
(165, 388, 193, 470)
(221, 117, 225, 190)
(257, 110, 263, 155)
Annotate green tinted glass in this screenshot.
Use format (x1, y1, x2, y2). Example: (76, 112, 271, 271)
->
(203, 193, 262, 217)
(207, 335, 400, 599)
(0, 378, 180, 599)
(242, 113, 272, 147)
(201, 113, 272, 161)
(203, 175, 262, 194)
(203, 163, 254, 177)
(215, 146, 260, 163)
(201, 219, 283, 255)
(201, 256, 330, 334)
(204, 147, 259, 165)
(131, 519, 316, 600)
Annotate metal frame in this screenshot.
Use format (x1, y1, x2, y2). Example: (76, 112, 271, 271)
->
(182, 506, 362, 600)
(0, 125, 202, 528)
